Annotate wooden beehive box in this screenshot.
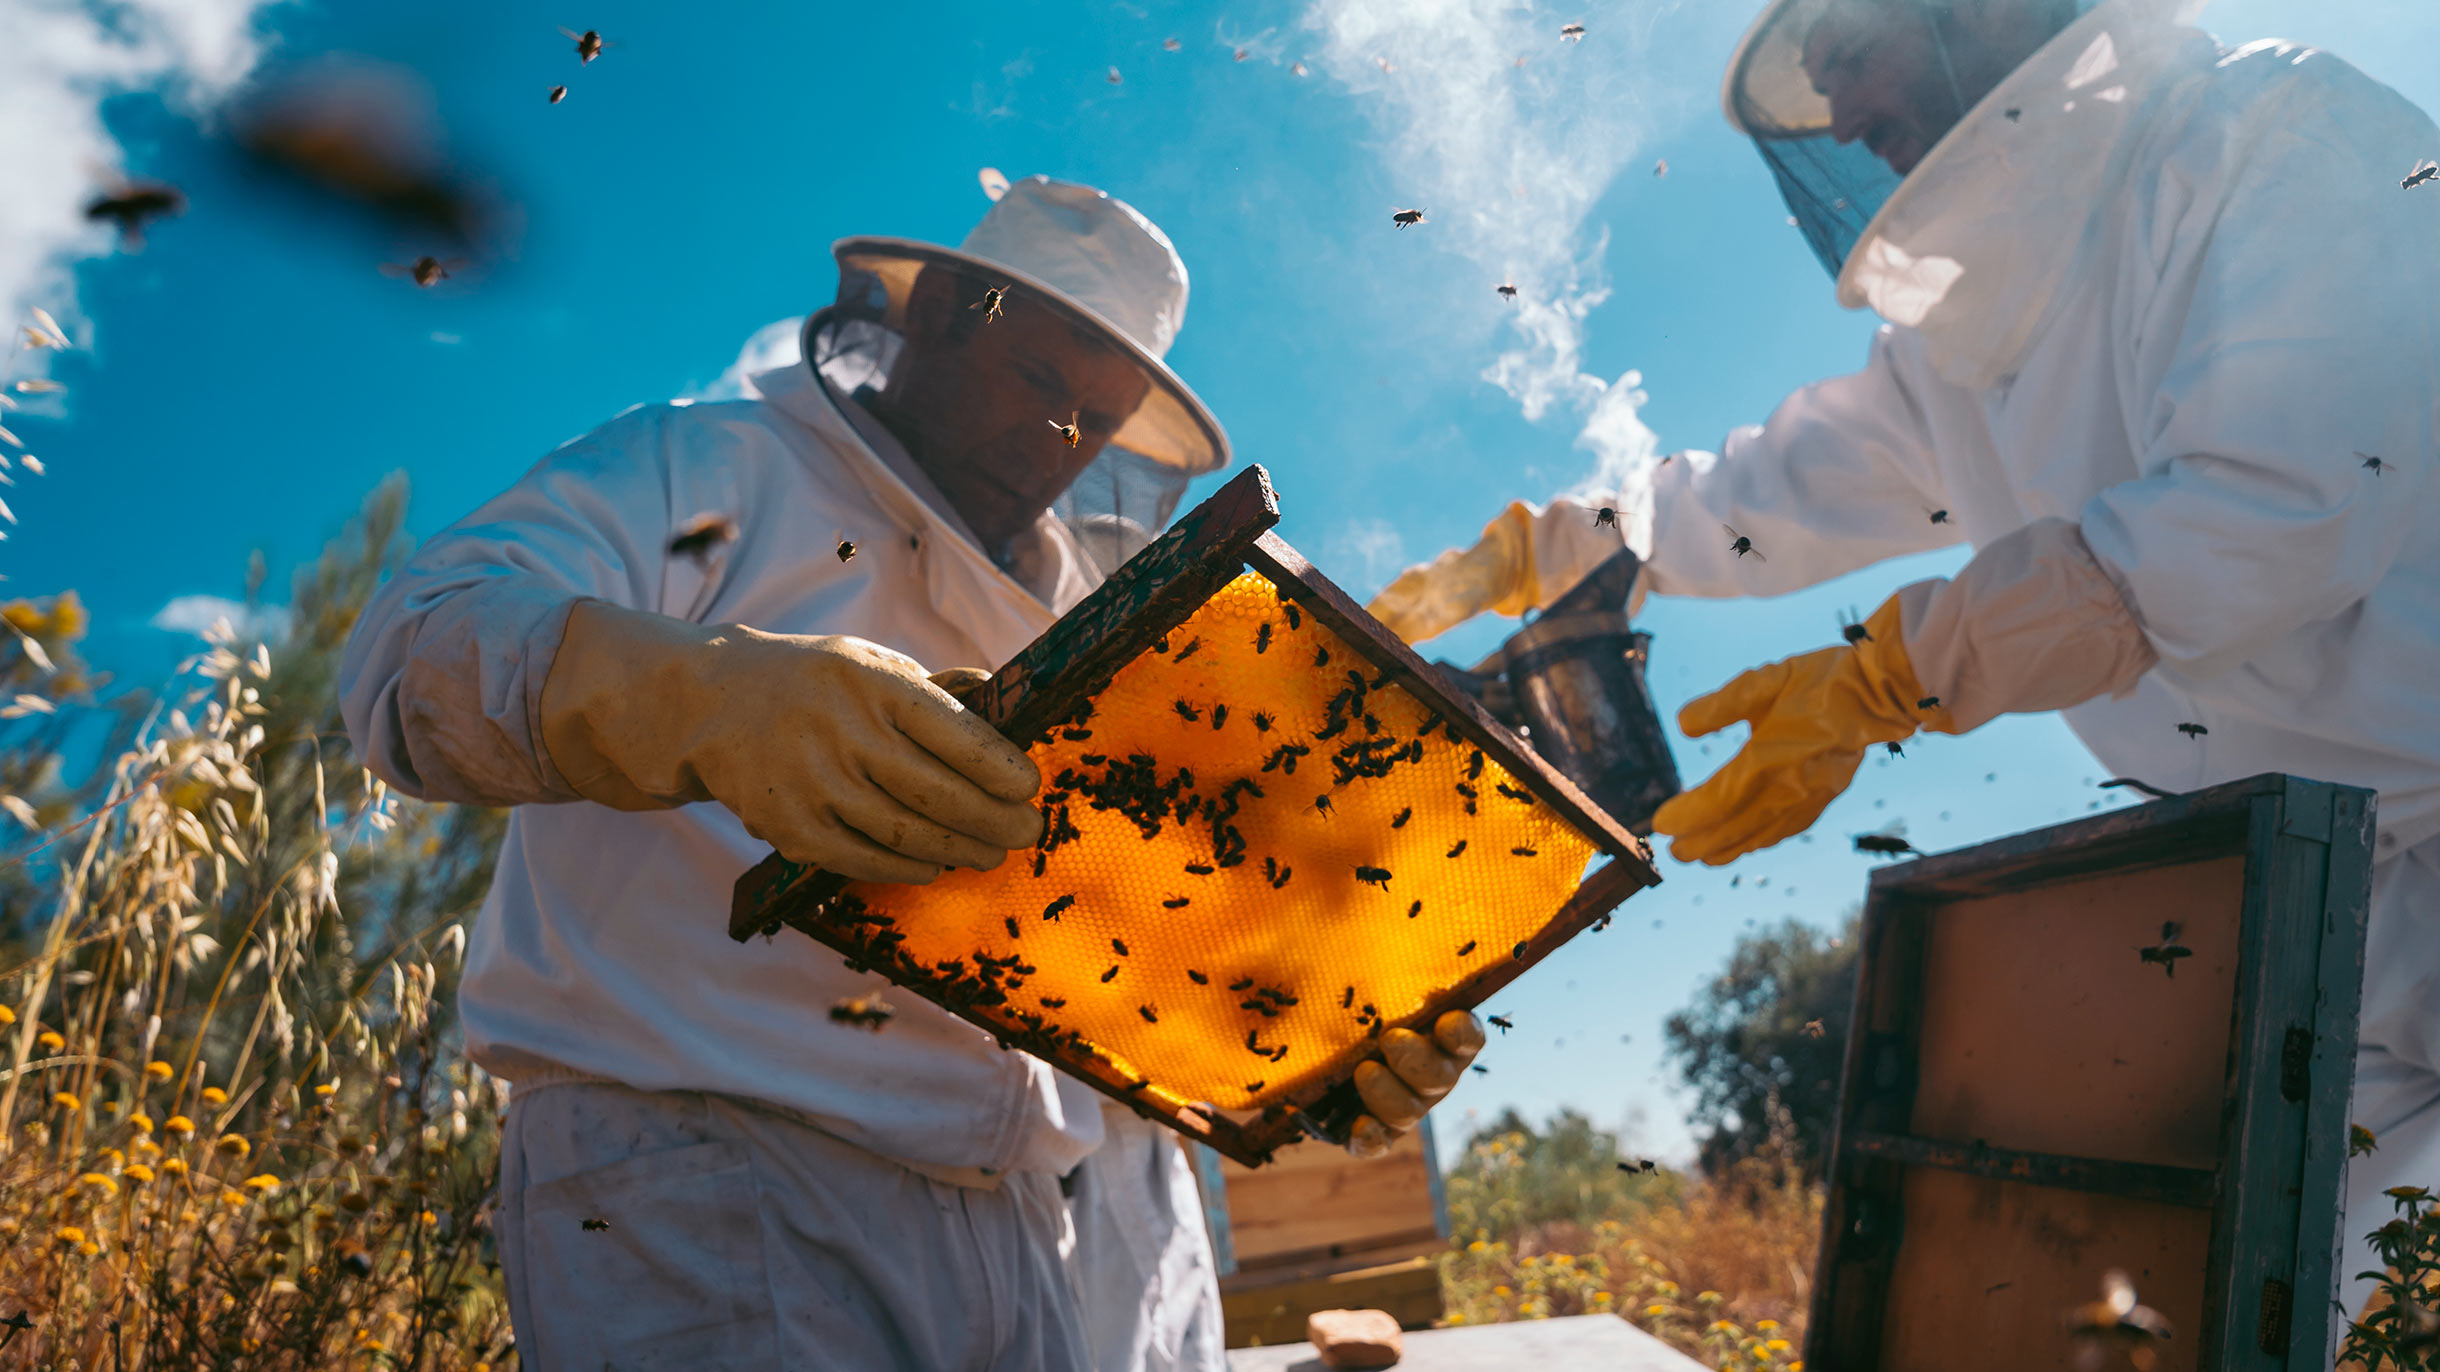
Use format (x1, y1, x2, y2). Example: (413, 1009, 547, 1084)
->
(1809, 773, 2375, 1370)
(730, 465, 1659, 1166)
(1192, 1121, 1452, 1347)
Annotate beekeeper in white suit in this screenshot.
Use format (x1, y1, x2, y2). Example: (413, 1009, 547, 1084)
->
(1369, 0, 2440, 1319)
(341, 176, 1481, 1372)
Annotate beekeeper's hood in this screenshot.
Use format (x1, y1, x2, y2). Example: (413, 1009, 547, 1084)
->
(812, 176, 1229, 572)
(1726, 0, 2215, 387)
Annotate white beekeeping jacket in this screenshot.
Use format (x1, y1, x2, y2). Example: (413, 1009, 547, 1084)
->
(339, 357, 1113, 1177)
(1530, 7, 2440, 859)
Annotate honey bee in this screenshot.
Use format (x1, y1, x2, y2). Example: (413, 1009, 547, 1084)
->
(1559, 22, 1586, 42)
(1510, 845, 1537, 857)
(1594, 506, 1618, 528)
(380, 255, 468, 289)
(1916, 695, 1941, 710)
(1470, 1064, 1488, 1075)
(1927, 508, 1951, 524)
(1354, 865, 1392, 890)
(1390, 807, 1412, 828)
(1244, 1080, 1265, 1093)
(1282, 601, 1302, 630)
(560, 27, 610, 63)
(1004, 916, 1020, 939)
(1853, 829, 1917, 857)
(1043, 893, 1076, 921)
(2176, 722, 2207, 739)
(1446, 839, 1467, 858)
(1251, 711, 1274, 733)
(1188, 970, 1209, 984)
(1255, 621, 1274, 653)
(1802, 1019, 1825, 1038)
(666, 513, 738, 566)
(836, 538, 857, 561)
(1107, 67, 1124, 85)
(1313, 645, 1331, 668)
(1101, 965, 1120, 983)
(1616, 1158, 1658, 1174)
(971, 284, 1010, 322)
(1162, 896, 1190, 909)
(582, 1217, 611, 1231)
(84, 179, 186, 250)
(2065, 1269, 2173, 1370)
(828, 995, 895, 1031)
(1173, 699, 1200, 722)
(1172, 636, 1203, 662)
(1050, 412, 1081, 447)
(2405, 159, 2439, 190)
(1407, 900, 1423, 918)
(1838, 607, 1871, 644)
(1487, 1014, 1513, 1033)
(2139, 921, 2192, 978)
(2360, 451, 2391, 476)
(1138, 1005, 1158, 1023)
(1456, 940, 1477, 957)
(1392, 208, 1426, 229)
(548, 85, 567, 104)
(1163, 37, 1182, 51)
(1112, 938, 1130, 956)
(1724, 524, 1765, 560)
(1313, 795, 1334, 816)
(1496, 282, 1518, 300)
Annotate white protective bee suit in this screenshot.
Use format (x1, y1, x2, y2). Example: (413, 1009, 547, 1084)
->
(1371, 0, 2440, 1319)
(341, 179, 1225, 1371)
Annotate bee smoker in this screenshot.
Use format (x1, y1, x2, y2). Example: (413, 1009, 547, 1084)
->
(1433, 548, 1681, 835)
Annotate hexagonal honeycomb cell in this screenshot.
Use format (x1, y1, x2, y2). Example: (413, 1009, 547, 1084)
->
(831, 572, 1600, 1113)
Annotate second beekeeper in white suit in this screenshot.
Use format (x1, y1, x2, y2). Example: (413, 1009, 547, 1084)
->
(341, 176, 1480, 1371)
(1368, 0, 2440, 1319)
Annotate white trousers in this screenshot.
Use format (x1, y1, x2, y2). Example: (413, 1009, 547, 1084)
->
(2340, 835, 2440, 1321)
(497, 1081, 1092, 1372)
(1066, 1107, 1227, 1372)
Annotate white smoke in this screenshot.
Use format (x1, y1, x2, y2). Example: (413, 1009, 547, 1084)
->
(0, 0, 285, 355)
(1302, 0, 1683, 498)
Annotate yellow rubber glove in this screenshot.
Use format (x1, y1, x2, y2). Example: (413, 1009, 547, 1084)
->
(1653, 596, 1955, 865)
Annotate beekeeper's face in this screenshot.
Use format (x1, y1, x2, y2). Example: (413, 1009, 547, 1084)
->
(1802, 0, 2072, 175)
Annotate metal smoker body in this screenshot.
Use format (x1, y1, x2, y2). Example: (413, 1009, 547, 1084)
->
(1435, 548, 1680, 835)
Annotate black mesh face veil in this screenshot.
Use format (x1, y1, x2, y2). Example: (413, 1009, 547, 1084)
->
(1726, 0, 2107, 280)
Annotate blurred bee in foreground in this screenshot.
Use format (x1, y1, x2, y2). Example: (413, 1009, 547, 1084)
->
(2139, 921, 2192, 978)
(1392, 208, 1426, 229)
(972, 284, 1010, 322)
(85, 178, 187, 251)
(1050, 412, 1081, 447)
(2065, 1269, 2173, 1370)
(561, 27, 611, 64)
(828, 995, 895, 1031)
(667, 513, 738, 567)
(1594, 506, 1618, 529)
(381, 255, 468, 289)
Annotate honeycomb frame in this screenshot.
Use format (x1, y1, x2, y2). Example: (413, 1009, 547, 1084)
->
(730, 465, 1660, 1166)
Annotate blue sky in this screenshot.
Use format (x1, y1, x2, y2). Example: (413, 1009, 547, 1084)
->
(10, 0, 2440, 1165)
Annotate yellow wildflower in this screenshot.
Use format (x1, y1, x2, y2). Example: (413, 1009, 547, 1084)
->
(1493, 1285, 1513, 1297)
(1698, 1289, 1723, 1303)
(1709, 1319, 1737, 1333)
(51, 1091, 79, 1111)
(36, 1030, 63, 1051)
(164, 1114, 195, 1136)
(134, 1137, 161, 1156)
(144, 1060, 172, 1080)
(419, 1209, 437, 1226)
(125, 1163, 155, 1185)
(244, 1174, 280, 1192)
(77, 1240, 101, 1257)
(54, 1225, 86, 1245)
(1767, 1340, 1792, 1353)
(128, 1112, 154, 1134)
(222, 1189, 249, 1207)
(1467, 1239, 1487, 1252)
(1646, 1303, 1671, 1319)
(315, 1080, 339, 1097)
(160, 1157, 188, 1176)
(77, 1172, 117, 1197)
(201, 1086, 228, 1105)
(1756, 1320, 1780, 1332)
(0, 1004, 12, 1025)
(216, 1134, 250, 1157)
(1656, 1281, 1681, 1297)
(1444, 1313, 1467, 1326)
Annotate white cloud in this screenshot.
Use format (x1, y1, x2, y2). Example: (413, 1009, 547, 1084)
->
(1324, 516, 1409, 600)
(0, 0, 287, 361)
(150, 594, 290, 641)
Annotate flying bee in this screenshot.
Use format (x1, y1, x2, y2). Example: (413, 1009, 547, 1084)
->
(828, 995, 896, 1031)
(1313, 794, 1334, 816)
(1354, 865, 1392, 890)
(1470, 1064, 1488, 1075)
(380, 255, 468, 289)
(1917, 695, 1941, 710)
(1886, 741, 1904, 758)
(2176, 721, 2208, 739)
(1392, 208, 1426, 229)
(1496, 281, 1518, 300)
(1235, 47, 1250, 61)
(2360, 451, 2391, 476)
(1593, 506, 1618, 529)
(1487, 1014, 1513, 1034)
(1050, 412, 1081, 447)
(1616, 1158, 1658, 1174)
(1723, 524, 1766, 561)
(1854, 826, 1917, 858)
(2139, 921, 2192, 978)
(2405, 159, 2439, 190)
(1559, 22, 1586, 41)
(548, 85, 568, 104)
(666, 513, 739, 566)
(1838, 607, 1871, 644)
(1163, 36, 1182, 51)
(581, 1217, 611, 1232)
(1928, 508, 1950, 525)
(836, 538, 858, 561)
(84, 178, 186, 250)
(1654, 158, 1669, 178)
(971, 284, 1010, 322)
(560, 27, 611, 63)
(2066, 1269, 2174, 1371)
(1255, 621, 1273, 653)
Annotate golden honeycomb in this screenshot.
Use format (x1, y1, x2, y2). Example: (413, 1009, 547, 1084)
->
(835, 572, 1600, 1113)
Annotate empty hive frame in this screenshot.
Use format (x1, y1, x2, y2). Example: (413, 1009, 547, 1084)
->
(730, 465, 1660, 1166)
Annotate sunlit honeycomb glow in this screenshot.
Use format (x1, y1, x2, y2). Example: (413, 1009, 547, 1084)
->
(829, 572, 1601, 1112)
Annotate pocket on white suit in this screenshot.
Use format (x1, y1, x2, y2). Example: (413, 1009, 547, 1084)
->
(517, 1140, 777, 1371)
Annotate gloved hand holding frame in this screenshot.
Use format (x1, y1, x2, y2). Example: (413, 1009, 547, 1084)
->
(730, 466, 1659, 1166)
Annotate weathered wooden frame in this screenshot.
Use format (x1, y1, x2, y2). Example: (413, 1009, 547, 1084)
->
(728, 465, 1660, 1166)
(1807, 773, 2376, 1370)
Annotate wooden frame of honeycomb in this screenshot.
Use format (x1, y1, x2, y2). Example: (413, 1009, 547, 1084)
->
(730, 465, 1660, 1166)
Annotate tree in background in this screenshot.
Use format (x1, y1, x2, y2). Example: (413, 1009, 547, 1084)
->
(1663, 912, 1860, 1181)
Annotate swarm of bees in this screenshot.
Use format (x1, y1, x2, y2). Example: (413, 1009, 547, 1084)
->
(828, 994, 896, 1031)
(84, 179, 186, 251)
(1723, 524, 1764, 560)
(2138, 921, 2191, 978)
(1392, 208, 1426, 230)
(667, 513, 738, 566)
(2405, 159, 2438, 190)
(2065, 1269, 2173, 1371)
